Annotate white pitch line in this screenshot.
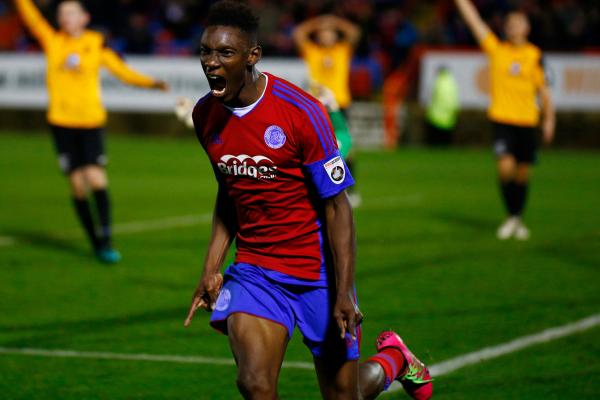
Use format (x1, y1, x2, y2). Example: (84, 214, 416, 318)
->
(387, 312, 600, 393)
(0, 347, 313, 370)
(0, 313, 598, 379)
(0, 213, 212, 248)
(112, 214, 212, 235)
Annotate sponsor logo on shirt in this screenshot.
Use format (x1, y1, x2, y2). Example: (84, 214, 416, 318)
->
(264, 125, 286, 149)
(323, 156, 345, 184)
(217, 154, 278, 180)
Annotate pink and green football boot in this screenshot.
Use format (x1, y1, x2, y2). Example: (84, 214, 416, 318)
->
(376, 331, 433, 399)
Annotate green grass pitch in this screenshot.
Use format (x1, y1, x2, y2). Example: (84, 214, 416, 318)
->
(0, 132, 598, 399)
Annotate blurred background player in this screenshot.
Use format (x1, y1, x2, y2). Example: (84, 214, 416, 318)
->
(424, 65, 459, 147)
(184, 2, 432, 399)
(454, 0, 556, 240)
(293, 13, 362, 206)
(14, 0, 168, 263)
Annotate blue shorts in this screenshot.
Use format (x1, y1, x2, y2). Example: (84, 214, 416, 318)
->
(210, 263, 361, 360)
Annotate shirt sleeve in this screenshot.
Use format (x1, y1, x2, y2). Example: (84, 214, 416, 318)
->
(101, 48, 156, 88)
(15, 0, 55, 49)
(299, 102, 355, 199)
(533, 54, 546, 89)
(480, 32, 499, 55)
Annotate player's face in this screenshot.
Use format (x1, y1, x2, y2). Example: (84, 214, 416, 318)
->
(199, 26, 261, 103)
(58, 1, 90, 36)
(316, 28, 337, 47)
(504, 12, 530, 44)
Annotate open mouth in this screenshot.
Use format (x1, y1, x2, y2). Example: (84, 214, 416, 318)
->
(207, 75, 227, 97)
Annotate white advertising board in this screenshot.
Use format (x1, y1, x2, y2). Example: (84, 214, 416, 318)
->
(0, 54, 309, 112)
(419, 51, 600, 111)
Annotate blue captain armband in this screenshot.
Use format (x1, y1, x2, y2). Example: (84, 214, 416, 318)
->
(305, 151, 355, 199)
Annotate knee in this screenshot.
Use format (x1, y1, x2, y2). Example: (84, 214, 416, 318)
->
(236, 371, 276, 399)
(68, 171, 87, 198)
(497, 156, 517, 181)
(515, 167, 530, 184)
(84, 166, 107, 190)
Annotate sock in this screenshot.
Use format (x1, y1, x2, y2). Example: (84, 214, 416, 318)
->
(513, 182, 528, 216)
(72, 198, 99, 250)
(367, 348, 407, 390)
(500, 180, 518, 216)
(93, 189, 112, 248)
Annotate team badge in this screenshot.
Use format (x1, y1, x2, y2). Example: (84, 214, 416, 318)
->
(264, 125, 286, 149)
(509, 62, 521, 76)
(215, 288, 231, 311)
(323, 156, 346, 184)
(64, 53, 81, 69)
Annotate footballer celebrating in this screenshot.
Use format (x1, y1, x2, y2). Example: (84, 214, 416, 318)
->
(14, 0, 167, 263)
(184, 2, 432, 399)
(455, 0, 556, 240)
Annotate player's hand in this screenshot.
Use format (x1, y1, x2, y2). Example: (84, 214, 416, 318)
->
(184, 272, 223, 327)
(542, 116, 555, 145)
(153, 79, 170, 92)
(333, 291, 363, 340)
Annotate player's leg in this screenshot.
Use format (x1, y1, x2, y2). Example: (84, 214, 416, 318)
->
(209, 264, 295, 399)
(50, 125, 100, 250)
(314, 357, 360, 399)
(228, 313, 289, 399)
(511, 163, 531, 240)
(81, 128, 120, 262)
(68, 168, 100, 250)
(313, 332, 432, 400)
(493, 122, 522, 239)
(360, 331, 432, 399)
(510, 127, 537, 240)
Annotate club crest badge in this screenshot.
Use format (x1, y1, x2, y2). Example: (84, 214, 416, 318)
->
(215, 288, 231, 311)
(264, 125, 286, 149)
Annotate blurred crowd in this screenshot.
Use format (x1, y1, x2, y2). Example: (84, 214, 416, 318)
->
(1, 0, 599, 72)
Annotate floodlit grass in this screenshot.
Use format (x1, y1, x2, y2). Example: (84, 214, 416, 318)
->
(0, 132, 598, 399)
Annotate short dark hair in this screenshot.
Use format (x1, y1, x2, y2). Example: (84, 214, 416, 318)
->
(205, 1, 259, 43)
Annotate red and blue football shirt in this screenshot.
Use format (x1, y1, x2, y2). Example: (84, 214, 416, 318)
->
(192, 73, 354, 281)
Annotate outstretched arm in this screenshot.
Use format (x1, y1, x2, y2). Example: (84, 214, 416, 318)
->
(325, 191, 362, 340)
(539, 84, 555, 144)
(184, 185, 237, 326)
(14, 0, 55, 48)
(454, 0, 491, 44)
(101, 48, 168, 90)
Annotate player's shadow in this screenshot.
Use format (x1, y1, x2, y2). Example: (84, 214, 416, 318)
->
(2, 229, 89, 259)
(0, 307, 187, 348)
(430, 210, 497, 232)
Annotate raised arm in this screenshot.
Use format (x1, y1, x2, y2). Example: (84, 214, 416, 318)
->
(14, 0, 55, 48)
(323, 15, 361, 47)
(293, 16, 321, 47)
(454, 0, 491, 44)
(293, 14, 361, 48)
(184, 185, 237, 326)
(324, 191, 362, 339)
(101, 48, 167, 90)
(538, 84, 555, 144)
